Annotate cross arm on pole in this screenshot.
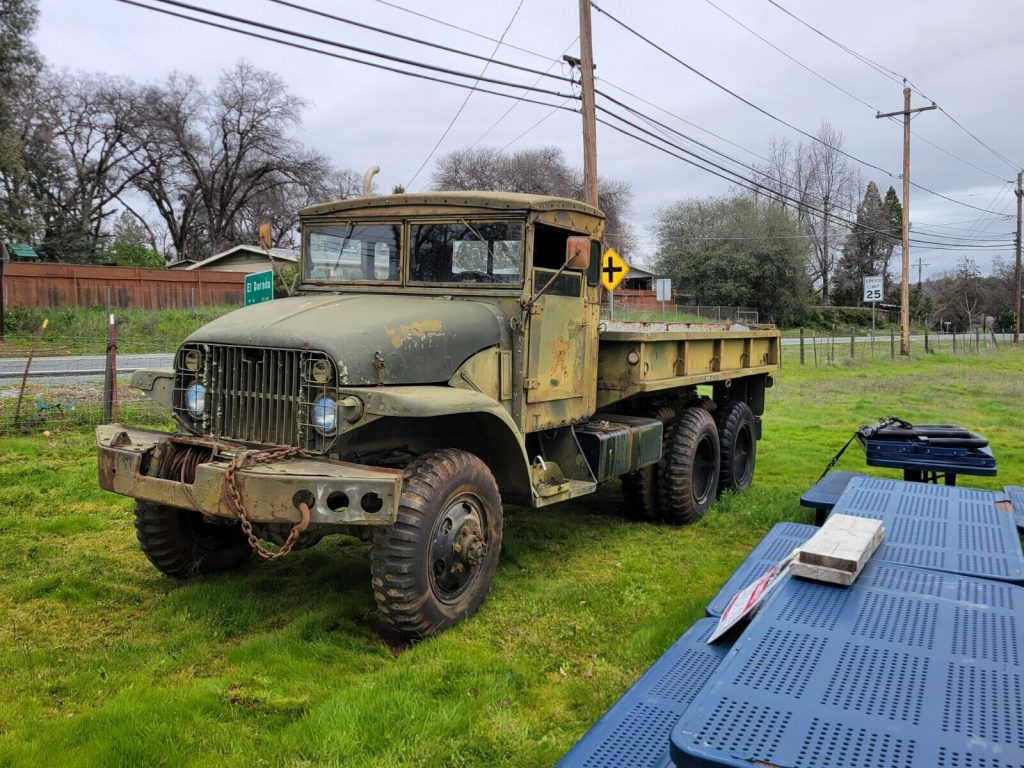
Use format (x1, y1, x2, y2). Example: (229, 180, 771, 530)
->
(876, 104, 937, 119)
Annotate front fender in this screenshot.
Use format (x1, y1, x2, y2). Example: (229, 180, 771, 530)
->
(339, 386, 534, 502)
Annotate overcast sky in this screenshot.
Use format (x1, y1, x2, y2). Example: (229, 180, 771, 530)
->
(34, 0, 1024, 278)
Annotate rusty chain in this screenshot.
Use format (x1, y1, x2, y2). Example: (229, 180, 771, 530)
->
(219, 446, 312, 560)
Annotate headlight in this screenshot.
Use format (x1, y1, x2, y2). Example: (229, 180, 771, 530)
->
(185, 382, 206, 416)
(312, 397, 337, 433)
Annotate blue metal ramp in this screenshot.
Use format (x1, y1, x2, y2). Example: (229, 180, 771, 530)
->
(705, 523, 817, 617)
(557, 618, 730, 768)
(829, 476, 1024, 582)
(672, 561, 1024, 767)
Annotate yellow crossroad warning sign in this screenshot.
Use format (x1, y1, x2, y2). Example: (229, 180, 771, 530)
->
(600, 248, 629, 291)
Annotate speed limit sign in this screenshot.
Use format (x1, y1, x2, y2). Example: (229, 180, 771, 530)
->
(863, 275, 883, 303)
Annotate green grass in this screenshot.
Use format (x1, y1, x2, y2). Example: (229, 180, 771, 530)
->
(0, 305, 238, 357)
(1, 348, 1023, 766)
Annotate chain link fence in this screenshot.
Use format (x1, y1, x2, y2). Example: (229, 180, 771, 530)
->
(0, 379, 169, 436)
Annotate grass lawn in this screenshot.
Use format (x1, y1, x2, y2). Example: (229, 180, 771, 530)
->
(1, 347, 1022, 766)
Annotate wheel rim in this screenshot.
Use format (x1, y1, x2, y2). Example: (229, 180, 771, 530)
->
(734, 424, 754, 484)
(693, 434, 717, 503)
(428, 493, 489, 604)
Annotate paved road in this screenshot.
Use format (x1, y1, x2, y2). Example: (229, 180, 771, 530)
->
(0, 353, 173, 384)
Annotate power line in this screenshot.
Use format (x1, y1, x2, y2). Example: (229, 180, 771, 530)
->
(594, 81, 1017, 253)
(916, 215, 1013, 226)
(265, 0, 565, 84)
(499, 97, 576, 152)
(140, 0, 577, 99)
(406, 0, 526, 190)
(597, 77, 772, 164)
(368, 0, 558, 64)
(590, 1, 1012, 217)
(765, 0, 1022, 171)
(701, 0, 1009, 183)
(114, 0, 579, 110)
(702, 0, 875, 112)
(594, 102, 1012, 251)
(470, 37, 579, 149)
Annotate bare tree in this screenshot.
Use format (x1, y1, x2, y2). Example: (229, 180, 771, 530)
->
(430, 145, 635, 254)
(31, 70, 150, 259)
(804, 123, 860, 304)
(128, 62, 330, 261)
(0, 0, 42, 242)
(753, 123, 859, 304)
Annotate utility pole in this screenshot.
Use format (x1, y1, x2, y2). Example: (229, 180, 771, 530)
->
(915, 256, 929, 286)
(1015, 170, 1022, 344)
(876, 85, 936, 356)
(578, 0, 599, 209)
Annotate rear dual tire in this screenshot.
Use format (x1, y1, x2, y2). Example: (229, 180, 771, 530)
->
(659, 408, 721, 525)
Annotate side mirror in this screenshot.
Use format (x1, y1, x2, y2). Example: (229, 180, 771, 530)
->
(565, 236, 591, 269)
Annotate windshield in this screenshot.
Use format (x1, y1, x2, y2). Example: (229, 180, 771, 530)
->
(304, 223, 401, 282)
(410, 221, 523, 285)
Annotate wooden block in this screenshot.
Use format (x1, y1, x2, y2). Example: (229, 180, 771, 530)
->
(790, 514, 884, 586)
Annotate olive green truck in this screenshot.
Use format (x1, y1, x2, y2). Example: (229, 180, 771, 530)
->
(97, 192, 781, 638)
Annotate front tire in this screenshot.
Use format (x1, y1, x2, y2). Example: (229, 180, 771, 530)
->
(134, 501, 252, 579)
(658, 408, 721, 524)
(716, 401, 757, 494)
(371, 449, 503, 638)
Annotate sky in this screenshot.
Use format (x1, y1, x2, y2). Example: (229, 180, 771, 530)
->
(33, 0, 1024, 279)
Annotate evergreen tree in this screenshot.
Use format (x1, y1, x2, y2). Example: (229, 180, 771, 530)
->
(881, 186, 902, 300)
(0, 0, 42, 242)
(831, 182, 899, 306)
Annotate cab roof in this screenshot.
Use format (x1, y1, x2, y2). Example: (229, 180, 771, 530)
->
(300, 191, 605, 219)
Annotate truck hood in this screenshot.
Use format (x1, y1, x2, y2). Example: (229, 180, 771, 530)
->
(185, 294, 507, 386)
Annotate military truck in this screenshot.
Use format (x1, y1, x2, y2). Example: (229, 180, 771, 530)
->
(97, 192, 780, 638)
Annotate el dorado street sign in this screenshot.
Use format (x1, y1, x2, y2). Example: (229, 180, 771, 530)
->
(245, 269, 274, 306)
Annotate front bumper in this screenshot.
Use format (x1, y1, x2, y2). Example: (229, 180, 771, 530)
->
(96, 424, 402, 526)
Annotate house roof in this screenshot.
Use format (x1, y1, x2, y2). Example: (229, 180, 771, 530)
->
(185, 244, 298, 270)
(626, 264, 656, 279)
(3, 242, 40, 260)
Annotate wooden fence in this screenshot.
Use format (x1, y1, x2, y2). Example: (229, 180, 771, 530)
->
(1, 262, 244, 309)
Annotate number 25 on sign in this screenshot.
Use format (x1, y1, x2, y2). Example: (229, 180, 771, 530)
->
(601, 248, 629, 291)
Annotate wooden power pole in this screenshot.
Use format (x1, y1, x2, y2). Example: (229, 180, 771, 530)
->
(578, 0, 599, 209)
(1015, 170, 1022, 344)
(876, 86, 935, 356)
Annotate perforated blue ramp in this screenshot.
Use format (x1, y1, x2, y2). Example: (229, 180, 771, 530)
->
(557, 618, 730, 768)
(1006, 485, 1024, 531)
(828, 476, 1024, 582)
(705, 523, 817, 617)
(671, 561, 1024, 768)
(799, 470, 868, 525)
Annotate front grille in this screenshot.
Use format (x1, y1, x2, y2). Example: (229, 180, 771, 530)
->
(173, 343, 337, 452)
